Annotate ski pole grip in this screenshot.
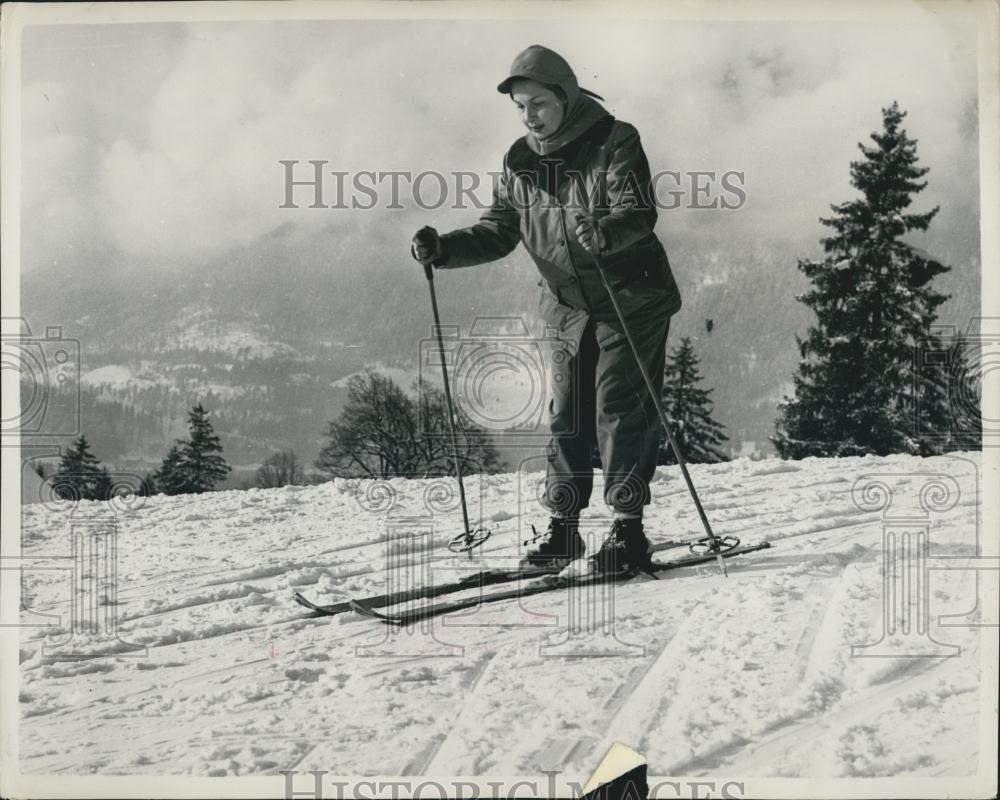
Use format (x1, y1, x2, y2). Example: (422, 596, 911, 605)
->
(414, 226, 439, 280)
(574, 213, 606, 270)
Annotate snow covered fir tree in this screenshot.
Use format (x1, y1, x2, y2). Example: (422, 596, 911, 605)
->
(52, 435, 112, 501)
(658, 336, 729, 465)
(773, 101, 981, 459)
(151, 444, 187, 496)
(152, 403, 231, 494)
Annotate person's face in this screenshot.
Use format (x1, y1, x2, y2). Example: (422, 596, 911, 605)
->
(510, 80, 565, 140)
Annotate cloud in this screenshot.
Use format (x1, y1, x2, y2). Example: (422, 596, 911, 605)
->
(20, 9, 982, 274)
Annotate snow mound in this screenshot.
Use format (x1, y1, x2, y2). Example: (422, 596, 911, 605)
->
(16, 451, 988, 785)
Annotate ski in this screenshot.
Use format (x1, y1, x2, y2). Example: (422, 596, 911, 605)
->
(356, 540, 772, 625)
(294, 566, 549, 619)
(350, 541, 772, 625)
(294, 539, 690, 618)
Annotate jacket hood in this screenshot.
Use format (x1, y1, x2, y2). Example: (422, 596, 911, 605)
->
(497, 44, 610, 156)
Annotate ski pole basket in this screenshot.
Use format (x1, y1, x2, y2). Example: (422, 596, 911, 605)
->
(689, 534, 740, 556)
(447, 527, 492, 553)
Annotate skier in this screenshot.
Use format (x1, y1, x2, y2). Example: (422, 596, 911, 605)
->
(411, 45, 682, 574)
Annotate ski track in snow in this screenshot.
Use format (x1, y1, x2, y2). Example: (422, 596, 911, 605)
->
(17, 453, 988, 779)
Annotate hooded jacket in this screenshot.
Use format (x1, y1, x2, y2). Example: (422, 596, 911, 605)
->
(437, 46, 682, 326)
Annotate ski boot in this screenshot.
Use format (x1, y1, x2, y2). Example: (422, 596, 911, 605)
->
(520, 516, 586, 569)
(592, 517, 652, 575)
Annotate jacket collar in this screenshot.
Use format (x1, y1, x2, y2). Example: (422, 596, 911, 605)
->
(525, 94, 611, 156)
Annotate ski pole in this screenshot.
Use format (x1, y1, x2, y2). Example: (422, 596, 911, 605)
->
(579, 218, 729, 577)
(417, 255, 490, 558)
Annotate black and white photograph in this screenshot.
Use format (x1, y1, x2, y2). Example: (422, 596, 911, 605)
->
(1, 1, 997, 798)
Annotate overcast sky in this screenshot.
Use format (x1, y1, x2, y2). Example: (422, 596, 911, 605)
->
(20, 8, 982, 275)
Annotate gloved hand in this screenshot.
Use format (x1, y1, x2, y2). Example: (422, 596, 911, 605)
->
(574, 214, 606, 255)
(411, 226, 444, 265)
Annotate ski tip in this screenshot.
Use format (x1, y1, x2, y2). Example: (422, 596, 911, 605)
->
(348, 598, 401, 624)
(294, 592, 320, 612)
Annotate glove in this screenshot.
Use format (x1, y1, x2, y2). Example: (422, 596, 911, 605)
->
(411, 226, 444, 265)
(574, 214, 606, 255)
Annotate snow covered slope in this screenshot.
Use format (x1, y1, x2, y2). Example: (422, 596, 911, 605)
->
(16, 452, 993, 782)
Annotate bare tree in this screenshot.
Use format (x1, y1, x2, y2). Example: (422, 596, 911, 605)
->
(315, 371, 501, 479)
(256, 450, 305, 488)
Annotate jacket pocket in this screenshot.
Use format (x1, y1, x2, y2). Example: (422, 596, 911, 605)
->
(538, 281, 560, 322)
(601, 236, 667, 284)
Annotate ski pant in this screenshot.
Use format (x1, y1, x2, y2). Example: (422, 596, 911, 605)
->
(541, 296, 671, 517)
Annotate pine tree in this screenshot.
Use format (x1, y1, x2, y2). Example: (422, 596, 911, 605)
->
(658, 337, 729, 465)
(178, 403, 231, 493)
(773, 101, 969, 458)
(153, 444, 187, 496)
(138, 471, 158, 497)
(54, 435, 111, 501)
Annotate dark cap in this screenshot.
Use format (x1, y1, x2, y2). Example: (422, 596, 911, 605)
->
(496, 44, 604, 104)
